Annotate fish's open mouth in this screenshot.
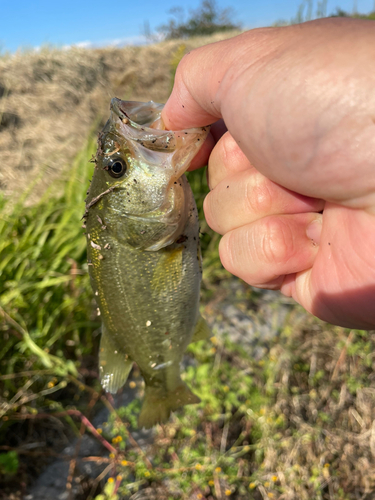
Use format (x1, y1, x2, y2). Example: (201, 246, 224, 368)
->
(109, 98, 210, 158)
(110, 98, 179, 152)
(110, 98, 164, 128)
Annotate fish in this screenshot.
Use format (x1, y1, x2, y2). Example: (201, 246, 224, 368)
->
(84, 98, 211, 428)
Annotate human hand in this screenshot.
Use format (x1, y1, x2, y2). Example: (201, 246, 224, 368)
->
(162, 18, 375, 329)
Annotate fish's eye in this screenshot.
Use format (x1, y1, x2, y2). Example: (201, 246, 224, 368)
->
(107, 158, 127, 178)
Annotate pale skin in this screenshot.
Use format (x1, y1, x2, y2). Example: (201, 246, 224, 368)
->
(161, 18, 375, 329)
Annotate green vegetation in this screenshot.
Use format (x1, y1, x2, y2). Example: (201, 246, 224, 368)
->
(293, 0, 328, 24)
(0, 136, 102, 486)
(90, 322, 375, 500)
(273, 0, 328, 26)
(157, 0, 241, 40)
(0, 136, 98, 390)
(274, 0, 375, 25)
(0, 451, 19, 475)
(1, 134, 374, 498)
(2, 15, 375, 500)
(332, 8, 375, 20)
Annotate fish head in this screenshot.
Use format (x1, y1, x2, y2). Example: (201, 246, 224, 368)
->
(87, 99, 209, 250)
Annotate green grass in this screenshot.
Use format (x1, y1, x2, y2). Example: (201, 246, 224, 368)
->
(93, 320, 375, 500)
(1, 119, 375, 500)
(0, 135, 100, 426)
(100, 335, 267, 499)
(1, 49, 375, 497)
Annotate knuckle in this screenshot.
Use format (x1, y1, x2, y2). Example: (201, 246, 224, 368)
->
(203, 192, 224, 235)
(173, 53, 193, 86)
(176, 48, 202, 80)
(207, 154, 218, 189)
(258, 217, 293, 265)
(176, 51, 193, 71)
(220, 132, 238, 165)
(218, 231, 236, 273)
(219, 132, 249, 173)
(207, 133, 236, 188)
(203, 194, 214, 229)
(245, 177, 273, 216)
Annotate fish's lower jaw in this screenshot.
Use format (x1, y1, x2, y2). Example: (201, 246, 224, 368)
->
(138, 382, 200, 429)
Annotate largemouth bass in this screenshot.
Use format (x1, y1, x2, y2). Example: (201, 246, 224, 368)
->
(84, 99, 210, 428)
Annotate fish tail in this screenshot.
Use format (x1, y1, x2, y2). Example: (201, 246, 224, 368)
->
(138, 381, 200, 429)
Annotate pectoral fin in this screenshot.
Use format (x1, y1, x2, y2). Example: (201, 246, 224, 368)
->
(99, 326, 133, 394)
(191, 314, 211, 343)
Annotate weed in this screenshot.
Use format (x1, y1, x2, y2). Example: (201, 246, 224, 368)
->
(0, 451, 19, 475)
(1, 31, 375, 500)
(0, 136, 100, 435)
(90, 319, 375, 500)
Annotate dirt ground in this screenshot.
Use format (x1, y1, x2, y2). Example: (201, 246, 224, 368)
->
(0, 31, 240, 202)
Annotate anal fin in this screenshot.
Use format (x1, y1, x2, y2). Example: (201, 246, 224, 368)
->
(191, 313, 211, 343)
(99, 326, 133, 394)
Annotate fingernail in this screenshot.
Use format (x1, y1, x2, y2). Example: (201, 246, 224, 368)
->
(306, 219, 322, 246)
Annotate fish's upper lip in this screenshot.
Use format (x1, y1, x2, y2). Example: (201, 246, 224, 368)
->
(110, 97, 128, 121)
(109, 98, 178, 151)
(110, 98, 164, 128)
(108, 98, 211, 159)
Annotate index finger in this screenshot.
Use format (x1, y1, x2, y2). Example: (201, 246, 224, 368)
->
(161, 33, 257, 130)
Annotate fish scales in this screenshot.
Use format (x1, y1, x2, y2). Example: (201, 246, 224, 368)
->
(88, 187, 200, 367)
(85, 99, 210, 428)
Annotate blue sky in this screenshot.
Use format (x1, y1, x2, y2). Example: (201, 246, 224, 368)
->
(1, 0, 374, 52)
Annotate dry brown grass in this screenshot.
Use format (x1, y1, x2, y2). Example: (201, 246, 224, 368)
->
(0, 31, 240, 202)
(255, 317, 375, 500)
(3, 31, 375, 500)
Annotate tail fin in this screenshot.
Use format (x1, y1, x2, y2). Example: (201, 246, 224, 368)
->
(138, 382, 200, 429)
